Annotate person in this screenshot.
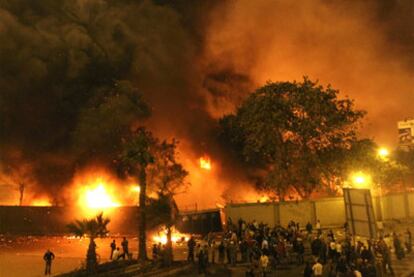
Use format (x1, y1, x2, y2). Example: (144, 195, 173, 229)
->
(112, 247, 121, 260)
(259, 253, 269, 276)
(393, 232, 404, 260)
(152, 244, 158, 262)
(218, 240, 225, 264)
(378, 237, 394, 275)
(352, 267, 362, 277)
(306, 222, 313, 234)
(303, 261, 313, 277)
(405, 228, 412, 253)
(211, 240, 216, 264)
(316, 220, 321, 234)
(198, 245, 207, 274)
(228, 240, 237, 266)
(187, 236, 196, 262)
(110, 239, 116, 259)
(121, 237, 129, 259)
(312, 259, 323, 277)
(296, 239, 305, 265)
(43, 249, 55, 276)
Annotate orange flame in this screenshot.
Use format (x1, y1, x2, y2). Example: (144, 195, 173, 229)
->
(199, 156, 212, 170)
(31, 198, 52, 206)
(152, 227, 189, 245)
(76, 177, 120, 215)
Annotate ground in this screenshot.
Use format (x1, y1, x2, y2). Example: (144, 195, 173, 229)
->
(2, 222, 414, 277)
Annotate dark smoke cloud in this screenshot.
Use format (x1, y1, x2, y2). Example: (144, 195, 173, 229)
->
(0, 0, 218, 201)
(1, 0, 413, 206)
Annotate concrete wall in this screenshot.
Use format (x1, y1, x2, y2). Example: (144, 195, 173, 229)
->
(408, 193, 414, 218)
(224, 202, 277, 226)
(314, 198, 345, 226)
(279, 201, 314, 227)
(381, 194, 406, 220)
(225, 192, 414, 228)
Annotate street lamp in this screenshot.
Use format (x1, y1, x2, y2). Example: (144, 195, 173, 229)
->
(350, 172, 371, 189)
(377, 147, 389, 160)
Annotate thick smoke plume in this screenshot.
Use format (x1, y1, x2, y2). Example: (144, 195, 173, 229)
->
(1, 0, 414, 208)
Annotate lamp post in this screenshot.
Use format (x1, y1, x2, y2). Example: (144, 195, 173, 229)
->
(377, 147, 389, 222)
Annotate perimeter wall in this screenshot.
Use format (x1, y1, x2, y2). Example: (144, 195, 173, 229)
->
(225, 191, 414, 228)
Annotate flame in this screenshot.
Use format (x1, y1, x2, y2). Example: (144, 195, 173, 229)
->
(259, 196, 269, 203)
(199, 156, 212, 170)
(77, 178, 120, 215)
(130, 185, 140, 193)
(31, 198, 52, 206)
(152, 227, 189, 245)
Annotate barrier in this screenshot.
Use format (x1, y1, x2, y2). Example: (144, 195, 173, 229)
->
(225, 191, 414, 228)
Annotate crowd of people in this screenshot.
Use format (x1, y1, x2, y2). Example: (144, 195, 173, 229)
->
(109, 237, 130, 260)
(187, 218, 413, 276)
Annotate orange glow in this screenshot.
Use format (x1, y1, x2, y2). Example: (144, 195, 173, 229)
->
(152, 227, 189, 245)
(76, 177, 120, 215)
(31, 198, 52, 206)
(130, 185, 140, 193)
(259, 196, 269, 203)
(199, 156, 212, 170)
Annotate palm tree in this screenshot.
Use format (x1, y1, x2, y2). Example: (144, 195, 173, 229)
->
(120, 127, 155, 262)
(67, 213, 110, 273)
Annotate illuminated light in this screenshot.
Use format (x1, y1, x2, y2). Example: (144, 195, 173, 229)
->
(78, 179, 120, 212)
(199, 156, 212, 170)
(378, 147, 389, 159)
(131, 185, 140, 193)
(350, 172, 372, 189)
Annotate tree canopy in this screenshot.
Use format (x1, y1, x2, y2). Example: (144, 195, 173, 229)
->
(219, 77, 366, 199)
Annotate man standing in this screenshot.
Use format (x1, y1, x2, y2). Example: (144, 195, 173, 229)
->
(121, 237, 129, 259)
(187, 236, 196, 262)
(43, 249, 55, 276)
(110, 240, 116, 259)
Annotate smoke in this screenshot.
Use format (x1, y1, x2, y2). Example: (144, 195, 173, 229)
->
(1, 0, 414, 207)
(202, 0, 414, 145)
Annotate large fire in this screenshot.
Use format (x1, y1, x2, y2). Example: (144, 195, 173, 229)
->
(82, 183, 120, 209)
(199, 156, 212, 170)
(152, 226, 189, 245)
(75, 175, 122, 216)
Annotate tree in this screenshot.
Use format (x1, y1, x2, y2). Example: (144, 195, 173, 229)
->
(395, 148, 414, 188)
(120, 127, 155, 262)
(325, 139, 407, 194)
(219, 77, 365, 199)
(147, 140, 188, 265)
(67, 213, 110, 274)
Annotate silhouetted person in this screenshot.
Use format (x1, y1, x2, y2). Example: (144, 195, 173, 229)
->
(303, 261, 312, 277)
(152, 244, 158, 262)
(110, 240, 116, 259)
(43, 249, 55, 275)
(198, 245, 207, 274)
(121, 237, 129, 259)
(187, 236, 196, 262)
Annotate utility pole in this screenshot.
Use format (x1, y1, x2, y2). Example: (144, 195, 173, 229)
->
(19, 183, 24, 206)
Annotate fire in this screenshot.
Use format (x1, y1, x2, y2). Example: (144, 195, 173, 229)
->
(130, 185, 140, 193)
(31, 198, 52, 206)
(77, 178, 120, 215)
(199, 156, 212, 170)
(259, 196, 269, 203)
(152, 227, 189, 245)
